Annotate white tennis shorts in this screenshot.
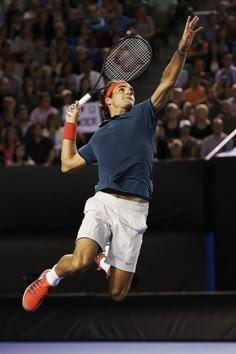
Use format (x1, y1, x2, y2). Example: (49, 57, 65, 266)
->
(76, 191, 149, 273)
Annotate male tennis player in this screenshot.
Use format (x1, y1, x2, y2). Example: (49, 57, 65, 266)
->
(22, 16, 202, 311)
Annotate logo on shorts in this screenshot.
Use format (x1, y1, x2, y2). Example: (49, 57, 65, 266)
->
(125, 262, 134, 265)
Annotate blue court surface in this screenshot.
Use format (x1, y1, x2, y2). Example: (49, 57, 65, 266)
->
(1, 342, 236, 354)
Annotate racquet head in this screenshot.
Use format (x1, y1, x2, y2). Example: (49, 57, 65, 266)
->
(103, 35, 153, 82)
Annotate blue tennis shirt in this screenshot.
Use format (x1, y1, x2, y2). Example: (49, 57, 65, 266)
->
(79, 98, 159, 200)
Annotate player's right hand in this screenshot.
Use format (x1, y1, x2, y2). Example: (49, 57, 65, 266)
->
(66, 101, 81, 123)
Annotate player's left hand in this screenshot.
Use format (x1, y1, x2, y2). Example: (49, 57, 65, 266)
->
(178, 16, 203, 52)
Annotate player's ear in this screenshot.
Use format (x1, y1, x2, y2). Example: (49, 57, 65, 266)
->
(105, 96, 111, 106)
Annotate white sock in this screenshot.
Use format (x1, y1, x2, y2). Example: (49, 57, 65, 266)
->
(46, 265, 64, 286)
(100, 257, 110, 273)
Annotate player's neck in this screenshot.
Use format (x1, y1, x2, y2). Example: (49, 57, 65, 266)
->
(110, 107, 128, 117)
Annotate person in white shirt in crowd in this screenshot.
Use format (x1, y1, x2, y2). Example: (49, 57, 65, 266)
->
(201, 117, 233, 158)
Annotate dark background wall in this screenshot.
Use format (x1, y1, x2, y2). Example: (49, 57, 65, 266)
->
(1, 158, 236, 294)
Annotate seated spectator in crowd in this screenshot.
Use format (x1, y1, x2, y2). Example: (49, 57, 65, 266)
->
(82, 5, 107, 34)
(203, 85, 221, 120)
(214, 52, 236, 85)
(1, 61, 22, 99)
(205, 41, 222, 79)
(191, 57, 212, 87)
(0, 125, 20, 164)
(109, 2, 131, 35)
(214, 72, 232, 100)
(179, 119, 199, 158)
(162, 102, 180, 141)
(18, 77, 39, 113)
(219, 99, 236, 135)
(227, 82, 236, 113)
(15, 104, 32, 143)
(191, 104, 212, 140)
(43, 112, 63, 161)
(169, 87, 186, 110)
(132, 3, 156, 51)
(183, 73, 206, 106)
(60, 61, 77, 96)
(26, 122, 55, 166)
(168, 139, 183, 161)
(29, 92, 58, 126)
(155, 121, 170, 160)
(6, 142, 35, 166)
(201, 117, 234, 158)
(0, 95, 17, 128)
(75, 57, 105, 99)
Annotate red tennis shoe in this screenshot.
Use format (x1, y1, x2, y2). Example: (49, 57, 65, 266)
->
(22, 269, 53, 312)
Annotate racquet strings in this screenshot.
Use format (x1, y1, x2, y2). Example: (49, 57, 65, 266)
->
(104, 36, 152, 82)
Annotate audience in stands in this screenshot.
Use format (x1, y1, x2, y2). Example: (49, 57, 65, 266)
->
(0, 0, 236, 166)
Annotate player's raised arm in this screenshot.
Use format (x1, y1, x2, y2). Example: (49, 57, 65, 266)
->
(151, 16, 203, 111)
(61, 102, 86, 173)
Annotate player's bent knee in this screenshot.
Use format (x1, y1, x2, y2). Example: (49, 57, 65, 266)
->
(110, 288, 128, 302)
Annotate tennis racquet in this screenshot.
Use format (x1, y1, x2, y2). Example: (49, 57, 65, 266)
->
(72, 35, 153, 109)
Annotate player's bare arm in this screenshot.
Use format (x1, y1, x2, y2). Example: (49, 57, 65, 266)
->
(61, 102, 86, 173)
(151, 16, 203, 111)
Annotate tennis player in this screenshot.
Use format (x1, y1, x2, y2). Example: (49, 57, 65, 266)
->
(22, 16, 202, 311)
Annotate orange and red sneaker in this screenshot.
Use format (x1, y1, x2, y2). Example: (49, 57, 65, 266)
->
(22, 269, 53, 312)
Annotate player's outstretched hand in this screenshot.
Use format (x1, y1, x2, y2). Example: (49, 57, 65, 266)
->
(178, 16, 203, 52)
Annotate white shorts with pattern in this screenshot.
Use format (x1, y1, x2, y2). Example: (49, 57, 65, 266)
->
(76, 191, 149, 273)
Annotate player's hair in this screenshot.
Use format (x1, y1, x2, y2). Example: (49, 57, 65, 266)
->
(99, 81, 116, 120)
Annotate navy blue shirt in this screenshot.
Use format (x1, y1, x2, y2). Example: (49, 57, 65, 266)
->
(79, 98, 158, 200)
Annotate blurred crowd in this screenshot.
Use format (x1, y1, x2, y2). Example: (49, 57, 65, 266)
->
(1, 0, 236, 167)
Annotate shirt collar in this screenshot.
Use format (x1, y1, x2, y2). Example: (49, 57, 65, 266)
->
(99, 115, 120, 127)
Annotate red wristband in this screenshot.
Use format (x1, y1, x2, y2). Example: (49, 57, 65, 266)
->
(63, 122, 77, 140)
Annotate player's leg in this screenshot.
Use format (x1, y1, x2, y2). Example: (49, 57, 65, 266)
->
(54, 237, 99, 277)
(22, 237, 99, 312)
(108, 267, 134, 301)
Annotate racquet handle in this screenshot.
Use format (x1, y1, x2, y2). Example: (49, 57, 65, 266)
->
(67, 93, 92, 116)
(78, 93, 92, 105)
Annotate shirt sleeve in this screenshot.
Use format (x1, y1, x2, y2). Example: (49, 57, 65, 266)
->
(79, 142, 97, 165)
(140, 98, 159, 129)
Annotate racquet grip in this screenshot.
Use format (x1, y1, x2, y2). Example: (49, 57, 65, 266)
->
(78, 93, 92, 105)
(67, 93, 92, 116)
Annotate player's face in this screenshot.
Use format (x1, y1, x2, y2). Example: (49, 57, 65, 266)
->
(110, 83, 135, 110)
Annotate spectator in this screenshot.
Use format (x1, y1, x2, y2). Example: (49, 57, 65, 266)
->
(7, 142, 35, 166)
(43, 112, 63, 160)
(183, 73, 206, 106)
(179, 119, 199, 158)
(191, 104, 212, 140)
(132, 4, 156, 51)
(155, 121, 170, 160)
(215, 53, 236, 85)
(18, 77, 39, 113)
(227, 83, 236, 113)
(82, 5, 107, 34)
(201, 117, 233, 158)
(15, 104, 32, 143)
(203, 85, 222, 120)
(219, 99, 236, 135)
(162, 102, 180, 141)
(75, 57, 105, 99)
(0, 125, 20, 164)
(168, 138, 183, 160)
(0, 95, 17, 129)
(29, 92, 58, 126)
(26, 122, 55, 166)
